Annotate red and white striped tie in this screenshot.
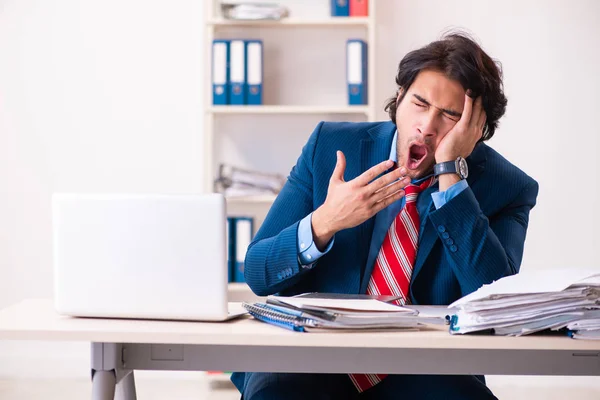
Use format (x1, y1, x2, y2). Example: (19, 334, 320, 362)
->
(349, 176, 436, 393)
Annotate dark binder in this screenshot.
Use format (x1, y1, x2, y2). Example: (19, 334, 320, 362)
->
(226, 217, 235, 282)
(331, 0, 350, 16)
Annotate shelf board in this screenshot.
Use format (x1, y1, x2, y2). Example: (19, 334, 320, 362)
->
(208, 17, 370, 27)
(228, 282, 251, 292)
(208, 105, 370, 115)
(225, 194, 277, 204)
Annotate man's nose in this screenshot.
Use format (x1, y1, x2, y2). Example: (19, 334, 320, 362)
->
(417, 112, 438, 138)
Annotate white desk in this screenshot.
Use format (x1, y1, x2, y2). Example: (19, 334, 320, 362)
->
(1, 299, 599, 400)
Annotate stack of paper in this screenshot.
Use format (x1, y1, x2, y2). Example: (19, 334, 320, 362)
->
(221, 2, 290, 21)
(243, 294, 447, 332)
(448, 270, 600, 338)
(214, 164, 285, 197)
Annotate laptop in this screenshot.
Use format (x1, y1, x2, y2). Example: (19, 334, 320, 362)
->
(52, 193, 246, 321)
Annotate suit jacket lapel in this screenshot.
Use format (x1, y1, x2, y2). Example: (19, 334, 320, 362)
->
(361, 121, 397, 168)
(356, 122, 396, 290)
(410, 143, 488, 299)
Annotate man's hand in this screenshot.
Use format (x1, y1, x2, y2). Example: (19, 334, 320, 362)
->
(311, 151, 410, 250)
(435, 92, 487, 164)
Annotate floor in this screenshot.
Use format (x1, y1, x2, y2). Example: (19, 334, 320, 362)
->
(0, 373, 238, 400)
(1, 374, 600, 399)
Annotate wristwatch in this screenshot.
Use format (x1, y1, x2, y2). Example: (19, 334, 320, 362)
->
(433, 157, 469, 179)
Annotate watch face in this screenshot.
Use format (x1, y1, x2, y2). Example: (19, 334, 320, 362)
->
(458, 158, 469, 179)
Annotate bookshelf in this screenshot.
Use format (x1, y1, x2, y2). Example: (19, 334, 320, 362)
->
(204, 1, 377, 298)
(225, 194, 277, 204)
(207, 105, 370, 115)
(203, 0, 377, 196)
(207, 17, 371, 27)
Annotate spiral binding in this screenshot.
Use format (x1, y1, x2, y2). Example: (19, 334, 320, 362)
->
(243, 302, 316, 332)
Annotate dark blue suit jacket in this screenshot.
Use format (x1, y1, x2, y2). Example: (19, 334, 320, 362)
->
(233, 121, 539, 398)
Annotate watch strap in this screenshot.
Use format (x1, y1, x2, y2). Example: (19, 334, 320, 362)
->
(433, 160, 457, 177)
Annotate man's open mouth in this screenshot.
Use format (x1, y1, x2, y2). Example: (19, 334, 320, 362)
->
(406, 144, 428, 170)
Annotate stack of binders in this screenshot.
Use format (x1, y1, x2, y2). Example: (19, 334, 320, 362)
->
(331, 0, 369, 17)
(212, 39, 263, 105)
(226, 216, 254, 283)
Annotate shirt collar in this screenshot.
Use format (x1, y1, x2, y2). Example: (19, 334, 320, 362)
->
(388, 129, 398, 163)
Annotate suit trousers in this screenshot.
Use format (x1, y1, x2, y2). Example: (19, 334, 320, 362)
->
(240, 372, 498, 399)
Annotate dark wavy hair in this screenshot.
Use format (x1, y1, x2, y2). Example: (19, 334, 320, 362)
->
(384, 31, 507, 141)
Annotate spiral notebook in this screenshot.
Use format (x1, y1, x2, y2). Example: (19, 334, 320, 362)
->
(242, 300, 446, 333)
(243, 302, 312, 332)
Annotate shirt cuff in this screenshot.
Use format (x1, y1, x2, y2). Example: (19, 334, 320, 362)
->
(297, 212, 334, 267)
(431, 179, 469, 209)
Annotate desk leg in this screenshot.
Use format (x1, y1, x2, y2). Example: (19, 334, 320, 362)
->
(91, 343, 135, 400)
(116, 371, 137, 400)
(92, 370, 116, 400)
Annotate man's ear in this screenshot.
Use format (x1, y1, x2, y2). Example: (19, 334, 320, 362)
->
(396, 87, 404, 106)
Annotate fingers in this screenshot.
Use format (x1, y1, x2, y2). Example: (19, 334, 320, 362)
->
(477, 112, 487, 139)
(372, 177, 409, 203)
(460, 92, 474, 127)
(354, 159, 394, 187)
(367, 165, 408, 192)
(330, 151, 347, 183)
(464, 94, 486, 141)
(469, 96, 484, 129)
(373, 188, 406, 213)
(469, 96, 486, 140)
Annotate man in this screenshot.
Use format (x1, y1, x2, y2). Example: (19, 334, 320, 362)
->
(232, 32, 539, 399)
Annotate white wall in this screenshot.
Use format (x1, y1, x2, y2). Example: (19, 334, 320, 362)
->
(374, 0, 600, 272)
(0, 0, 599, 392)
(0, 0, 205, 378)
(0, 0, 205, 309)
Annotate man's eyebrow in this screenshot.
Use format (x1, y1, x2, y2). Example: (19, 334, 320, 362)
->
(413, 94, 462, 118)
